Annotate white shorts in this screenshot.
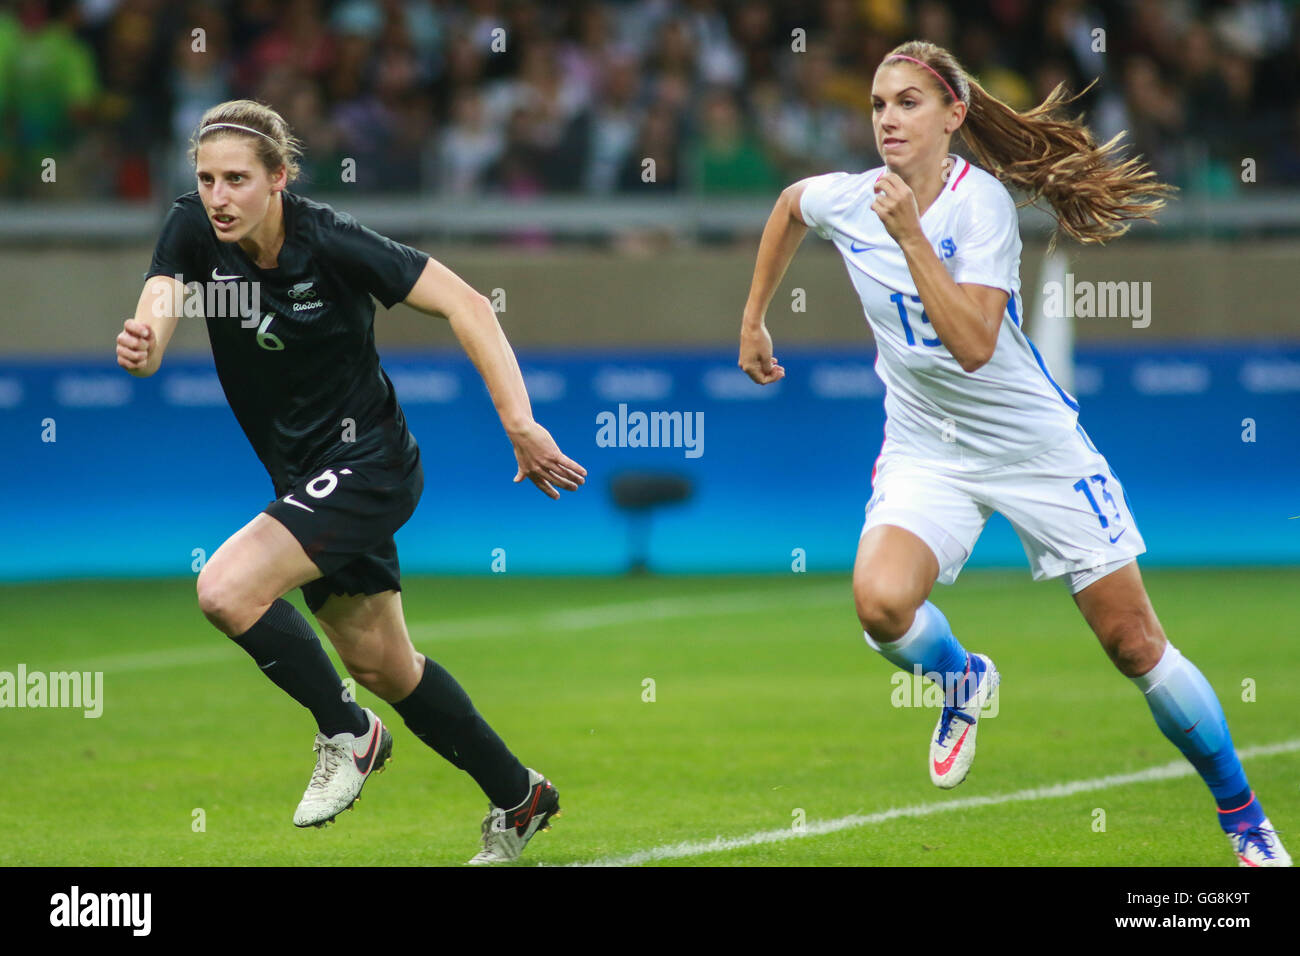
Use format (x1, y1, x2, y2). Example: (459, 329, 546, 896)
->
(861, 424, 1146, 594)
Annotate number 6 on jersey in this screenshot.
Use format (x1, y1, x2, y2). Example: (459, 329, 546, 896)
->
(256, 313, 285, 351)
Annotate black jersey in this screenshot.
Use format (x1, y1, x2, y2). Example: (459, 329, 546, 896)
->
(146, 190, 428, 492)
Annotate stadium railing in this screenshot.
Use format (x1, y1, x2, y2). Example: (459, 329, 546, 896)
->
(2, 192, 1300, 244)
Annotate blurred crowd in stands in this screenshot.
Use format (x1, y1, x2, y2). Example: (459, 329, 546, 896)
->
(1, 0, 1298, 201)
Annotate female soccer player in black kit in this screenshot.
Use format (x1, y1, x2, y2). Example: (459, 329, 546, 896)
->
(115, 100, 584, 864)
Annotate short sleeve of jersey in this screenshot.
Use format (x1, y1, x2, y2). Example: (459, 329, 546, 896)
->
(324, 212, 430, 309)
(145, 196, 204, 283)
(949, 179, 1020, 294)
(799, 172, 852, 240)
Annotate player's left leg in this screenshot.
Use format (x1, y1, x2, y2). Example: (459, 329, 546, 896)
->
(313, 589, 559, 864)
(1073, 560, 1290, 866)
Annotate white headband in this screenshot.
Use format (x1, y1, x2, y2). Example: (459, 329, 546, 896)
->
(200, 122, 278, 145)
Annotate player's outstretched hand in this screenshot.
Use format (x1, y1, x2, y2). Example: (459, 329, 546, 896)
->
(510, 420, 588, 500)
(739, 323, 785, 385)
(116, 319, 154, 372)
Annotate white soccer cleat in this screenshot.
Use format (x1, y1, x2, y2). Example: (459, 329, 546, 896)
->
(1230, 819, 1291, 867)
(293, 708, 392, 828)
(929, 653, 1000, 789)
(467, 768, 561, 865)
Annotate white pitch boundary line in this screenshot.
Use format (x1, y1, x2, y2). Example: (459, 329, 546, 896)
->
(405, 575, 1014, 643)
(572, 737, 1300, 867)
(13, 580, 877, 675)
(405, 582, 854, 642)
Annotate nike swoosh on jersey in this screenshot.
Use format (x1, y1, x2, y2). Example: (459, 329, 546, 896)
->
(211, 268, 242, 281)
(933, 725, 972, 776)
(283, 494, 315, 513)
(849, 241, 872, 253)
(1109, 527, 1127, 544)
(1183, 719, 1201, 734)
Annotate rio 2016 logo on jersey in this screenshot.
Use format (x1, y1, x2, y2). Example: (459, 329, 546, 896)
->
(287, 281, 324, 312)
(938, 238, 956, 259)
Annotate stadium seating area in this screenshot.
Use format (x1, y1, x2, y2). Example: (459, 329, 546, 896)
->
(2, 0, 1298, 199)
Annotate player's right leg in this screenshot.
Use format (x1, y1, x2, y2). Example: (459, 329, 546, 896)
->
(196, 512, 375, 825)
(855, 454, 998, 788)
(196, 511, 321, 637)
(853, 523, 941, 644)
(855, 524, 999, 788)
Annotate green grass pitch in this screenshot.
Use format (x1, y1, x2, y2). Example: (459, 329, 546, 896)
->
(1, 568, 1295, 867)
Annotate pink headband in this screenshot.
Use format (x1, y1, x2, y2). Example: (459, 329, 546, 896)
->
(885, 54, 965, 105)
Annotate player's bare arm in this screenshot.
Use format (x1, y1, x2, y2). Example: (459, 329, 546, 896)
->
(872, 172, 1005, 373)
(739, 179, 813, 385)
(116, 275, 186, 377)
(402, 256, 586, 499)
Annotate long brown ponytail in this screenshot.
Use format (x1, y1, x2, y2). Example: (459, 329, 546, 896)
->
(882, 41, 1175, 248)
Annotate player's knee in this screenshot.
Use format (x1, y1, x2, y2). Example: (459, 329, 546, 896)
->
(338, 650, 415, 702)
(196, 566, 228, 628)
(196, 565, 256, 636)
(854, 579, 915, 641)
(1102, 613, 1165, 677)
(343, 663, 384, 695)
(343, 664, 404, 703)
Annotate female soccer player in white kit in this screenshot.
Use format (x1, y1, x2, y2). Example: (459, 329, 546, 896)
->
(738, 41, 1288, 866)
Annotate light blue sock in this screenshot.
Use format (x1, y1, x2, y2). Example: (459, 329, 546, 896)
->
(1132, 643, 1260, 832)
(864, 600, 973, 704)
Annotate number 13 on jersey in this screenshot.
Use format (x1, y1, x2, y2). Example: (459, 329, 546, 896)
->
(890, 293, 943, 348)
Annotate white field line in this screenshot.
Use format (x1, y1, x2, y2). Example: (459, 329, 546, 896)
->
(11, 582, 861, 675)
(405, 582, 853, 642)
(73, 644, 244, 674)
(571, 737, 1300, 867)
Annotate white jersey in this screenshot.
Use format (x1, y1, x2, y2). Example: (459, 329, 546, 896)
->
(800, 157, 1079, 468)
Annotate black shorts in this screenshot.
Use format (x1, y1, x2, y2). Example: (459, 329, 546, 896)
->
(264, 449, 424, 614)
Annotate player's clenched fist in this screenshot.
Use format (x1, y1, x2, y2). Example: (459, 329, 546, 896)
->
(738, 323, 785, 385)
(871, 172, 922, 244)
(116, 318, 154, 371)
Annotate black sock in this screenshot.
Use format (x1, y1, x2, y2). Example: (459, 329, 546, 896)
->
(231, 598, 369, 738)
(391, 657, 529, 809)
